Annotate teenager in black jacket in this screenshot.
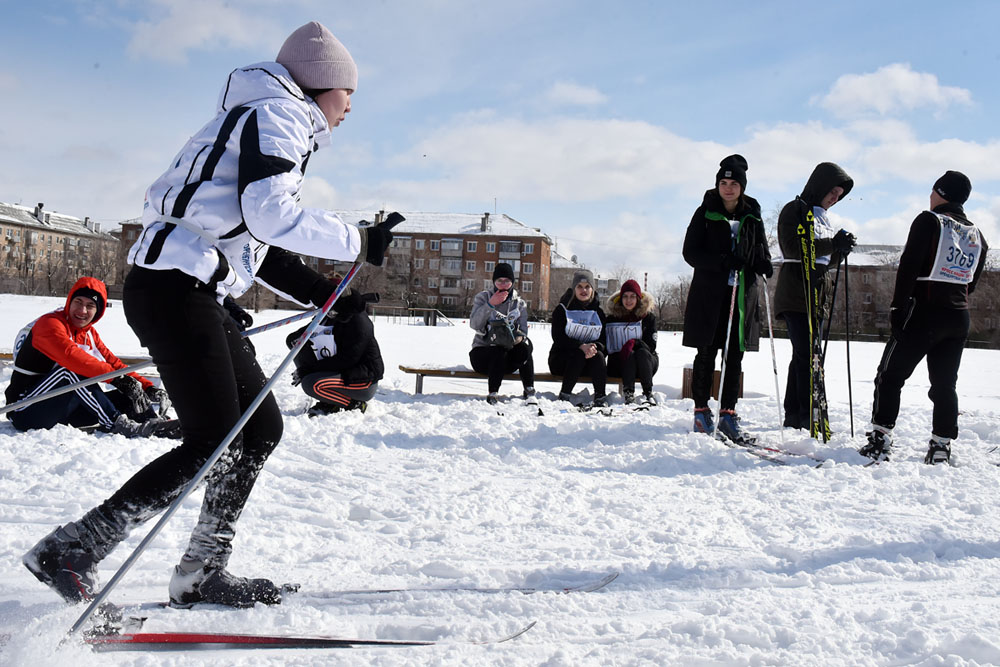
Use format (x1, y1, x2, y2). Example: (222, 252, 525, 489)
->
(859, 171, 989, 465)
(682, 155, 771, 443)
(549, 270, 608, 407)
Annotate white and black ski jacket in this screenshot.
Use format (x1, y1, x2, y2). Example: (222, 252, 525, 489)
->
(128, 62, 362, 303)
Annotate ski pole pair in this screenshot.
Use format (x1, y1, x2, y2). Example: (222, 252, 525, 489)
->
(68, 258, 369, 636)
(0, 308, 320, 419)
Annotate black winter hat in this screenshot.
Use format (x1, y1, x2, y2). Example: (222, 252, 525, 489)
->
(716, 154, 748, 191)
(933, 170, 972, 205)
(492, 262, 515, 282)
(71, 286, 105, 319)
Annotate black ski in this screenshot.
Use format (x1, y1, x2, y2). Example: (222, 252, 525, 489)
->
(84, 621, 537, 651)
(798, 213, 832, 442)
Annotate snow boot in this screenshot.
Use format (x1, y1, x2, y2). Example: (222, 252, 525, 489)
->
(622, 390, 635, 405)
(718, 410, 756, 445)
(169, 563, 282, 609)
(859, 428, 892, 462)
(923, 436, 952, 465)
(641, 391, 657, 407)
(109, 414, 181, 439)
(522, 387, 538, 406)
(592, 394, 609, 408)
(558, 391, 575, 402)
(486, 392, 499, 405)
(692, 407, 714, 434)
(23, 524, 99, 603)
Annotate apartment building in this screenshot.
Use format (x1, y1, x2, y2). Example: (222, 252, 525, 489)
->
(0, 201, 119, 294)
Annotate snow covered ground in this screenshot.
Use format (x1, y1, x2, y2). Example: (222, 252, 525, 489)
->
(1, 293, 1000, 666)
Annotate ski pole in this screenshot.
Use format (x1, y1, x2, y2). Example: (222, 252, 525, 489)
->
(844, 256, 854, 437)
(1, 311, 304, 418)
(0, 361, 154, 418)
(821, 260, 842, 364)
(241, 308, 320, 337)
(760, 276, 785, 448)
(68, 260, 367, 637)
(712, 271, 740, 439)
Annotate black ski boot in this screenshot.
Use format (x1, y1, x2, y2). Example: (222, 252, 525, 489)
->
(859, 429, 892, 462)
(486, 392, 499, 405)
(622, 390, 635, 405)
(923, 437, 951, 465)
(718, 410, 757, 445)
(108, 414, 181, 439)
(169, 564, 282, 609)
(23, 524, 99, 603)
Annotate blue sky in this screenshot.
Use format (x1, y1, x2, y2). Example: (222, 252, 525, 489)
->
(2, 1, 999, 286)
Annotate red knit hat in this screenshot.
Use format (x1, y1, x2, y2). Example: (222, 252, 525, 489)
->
(620, 279, 641, 298)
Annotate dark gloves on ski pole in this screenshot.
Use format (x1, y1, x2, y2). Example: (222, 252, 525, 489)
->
(832, 229, 857, 254)
(111, 375, 152, 417)
(145, 386, 171, 418)
(332, 289, 380, 317)
(223, 296, 254, 331)
(753, 258, 773, 278)
(361, 212, 405, 267)
(722, 251, 746, 272)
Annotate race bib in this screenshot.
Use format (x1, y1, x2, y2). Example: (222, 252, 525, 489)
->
(916, 213, 981, 285)
(605, 322, 642, 354)
(563, 307, 602, 343)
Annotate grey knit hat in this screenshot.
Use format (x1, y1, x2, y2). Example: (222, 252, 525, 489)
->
(571, 270, 594, 289)
(277, 22, 358, 93)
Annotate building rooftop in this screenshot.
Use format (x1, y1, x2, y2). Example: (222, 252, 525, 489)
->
(337, 210, 550, 240)
(0, 201, 113, 239)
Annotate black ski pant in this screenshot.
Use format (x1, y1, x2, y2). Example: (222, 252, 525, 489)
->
(548, 347, 607, 398)
(469, 339, 535, 394)
(781, 311, 819, 430)
(871, 306, 969, 440)
(607, 344, 658, 395)
(691, 344, 743, 411)
(80, 267, 282, 567)
(300, 373, 378, 406)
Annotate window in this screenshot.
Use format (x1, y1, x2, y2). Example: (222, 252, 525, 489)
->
(863, 273, 872, 285)
(524, 243, 534, 254)
(466, 261, 476, 271)
(863, 293, 873, 304)
(391, 237, 411, 249)
(463, 279, 476, 289)
(415, 239, 425, 250)
(442, 278, 458, 288)
(523, 263, 534, 275)
(484, 261, 495, 274)
(499, 241, 520, 254)
(413, 277, 421, 287)
(430, 240, 440, 251)
(442, 296, 456, 306)
(467, 241, 477, 252)
(430, 259, 440, 270)
(443, 258, 462, 271)
(428, 295, 438, 305)
(522, 281, 533, 293)
(483, 279, 492, 290)
(414, 258, 425, 269)
(442, 239, 462, 252)
(428, 277, 438, 288)
(486, 242, 496, 253)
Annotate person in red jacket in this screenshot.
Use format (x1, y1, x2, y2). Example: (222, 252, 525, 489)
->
(4, 276, 176, 437)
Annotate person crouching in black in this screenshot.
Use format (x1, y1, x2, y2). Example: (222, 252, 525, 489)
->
(286, 288, 384, 417)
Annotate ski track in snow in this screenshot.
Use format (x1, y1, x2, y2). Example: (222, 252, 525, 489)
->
(1, 294, 999, 666)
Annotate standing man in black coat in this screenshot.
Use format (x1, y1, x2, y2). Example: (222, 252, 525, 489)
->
(859, 171, 988, 465)
(773, 162, 856, 432)
(682, 155, 771, 443)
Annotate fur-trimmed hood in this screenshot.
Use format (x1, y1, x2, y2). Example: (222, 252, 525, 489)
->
(606, 291, 654, 321)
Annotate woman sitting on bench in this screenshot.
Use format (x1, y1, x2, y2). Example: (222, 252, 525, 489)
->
(468, 262, 535, 405)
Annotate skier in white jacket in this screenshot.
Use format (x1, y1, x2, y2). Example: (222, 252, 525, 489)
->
(24, 22, 396, 608)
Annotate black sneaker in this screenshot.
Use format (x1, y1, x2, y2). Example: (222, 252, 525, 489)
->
(622, 391, 635, 405)
(23, 525, 99, 603)
(924, 438, 951, 465)
(169, 565, 282, 609)
(346, 399, 368, 413)
(308, 402, 342, 418)
(859, 429, 892, 462)
(486, 393, 499, 405)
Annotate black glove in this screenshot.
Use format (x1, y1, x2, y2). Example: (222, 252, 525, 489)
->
(832, 229, 857, 254)
(145, 386, 171, 418)
(722, 251, 745, 272)
(286, 326, 307, 350)
(333, 290, 380, 316)
(111, 375, 151, 416)
(361, 212, 404, 267)
(754, 258, 774, 278)
(223, 296, 253, 331)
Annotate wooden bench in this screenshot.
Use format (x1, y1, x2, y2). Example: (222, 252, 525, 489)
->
(398, 365, 624, 395)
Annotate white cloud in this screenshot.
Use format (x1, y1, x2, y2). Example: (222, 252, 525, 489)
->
(815, 63, 972, 118)
(543, 81, 608, 107)
(125, 0, 285, 63)
(859, 137, 1000, 185)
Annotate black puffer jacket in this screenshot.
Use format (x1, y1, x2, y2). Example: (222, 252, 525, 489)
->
(774, 162, 854, 318)
(681, 189, 768, 351)
(288, 311, 384, 384)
